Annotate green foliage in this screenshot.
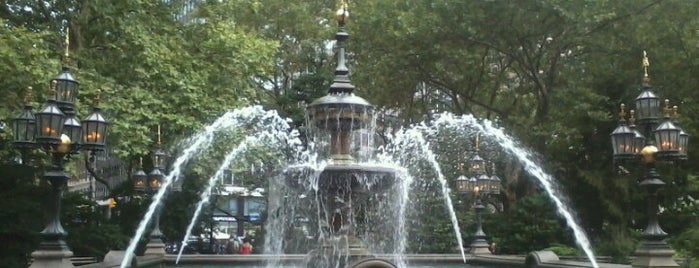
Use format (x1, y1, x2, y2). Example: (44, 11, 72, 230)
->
(405, 178, 460, 253)
(486, 194, 573, 254)
(0, 164, 43, 267)
(544, 243, 582, 257)
(594, 226, 636, 264)
(671, 226, 699, 259)
(62, 192, 130, 260)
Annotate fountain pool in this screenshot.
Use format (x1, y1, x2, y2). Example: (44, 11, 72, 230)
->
(165, 265, 490, 268)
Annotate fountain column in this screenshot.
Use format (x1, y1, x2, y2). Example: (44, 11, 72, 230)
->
(285, 2, 398, 267)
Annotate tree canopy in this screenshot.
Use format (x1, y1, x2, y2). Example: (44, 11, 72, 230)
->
(2, 0, 699, 264)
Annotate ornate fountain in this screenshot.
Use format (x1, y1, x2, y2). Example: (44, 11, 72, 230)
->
(283, 2, 398, 268)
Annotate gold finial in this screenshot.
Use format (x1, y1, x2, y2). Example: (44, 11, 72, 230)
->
(50, 80, 57, 91)
(629, 109, 636, 126)
(94, 90, 101, 107)
(63, 28, 70, 64)
(663, 99, 671, 117)
(49, 80, 57, 100)
(335, 1, 349, 26)
(642, 50, 650, 83)
(475, 133, 480, 152)
(672, 105, 679, 120)
(156, 124, 162, 146)
(25, 86, 33, 103)
(618, 103, 626, 120)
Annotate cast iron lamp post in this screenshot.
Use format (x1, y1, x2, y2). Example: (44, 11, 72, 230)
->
(610, 51, 687, 268)
(133, 125, 167, 256)
(10, 31, 109, 268)
(455, 135, 501, 255)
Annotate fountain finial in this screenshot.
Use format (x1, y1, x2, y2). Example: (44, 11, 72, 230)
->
(642, 50, 650, 85)
(336, 1, 349, 27)
(328, 0, 355, 94)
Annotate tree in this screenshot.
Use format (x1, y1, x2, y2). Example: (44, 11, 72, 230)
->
(0, 164, 45, 267)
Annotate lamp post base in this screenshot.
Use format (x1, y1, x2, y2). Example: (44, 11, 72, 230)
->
(144, 237, 166, 256)
(632, 239, 679, 268)
(29, 240, 74, 268)
(469, 237, 492, 255)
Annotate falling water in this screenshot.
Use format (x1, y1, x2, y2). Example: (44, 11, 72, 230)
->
(390, 169, 413, 267)
(175, 135, 260, 263)
(431, 112, 599, 268)
(120, 106, 288, 268)
(134, 106, 598, 268)
(383, 127, 467, 263)
(175, 114, 299, 264)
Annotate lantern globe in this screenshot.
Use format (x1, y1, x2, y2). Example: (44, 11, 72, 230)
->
(52, 67, 79, 112)
(81, 107, 108, 151)
(470, 154, 486, 175)
(62, 112, 82, 153)
(635, 89, 660, 124)
(654, 119, 681, 156)
(455, 175, 469, 194)
(490, 174, 501, 195)
(467, 177, 478, 194)
(34, 100, 66, 146)
(151, 147, 167, 170)
(610, 122, 636, 160)
(148, 168, 164, 192)
(12, 104, 37, 149)
(678, 130, 689, 159)
(133, 168, 147, 193)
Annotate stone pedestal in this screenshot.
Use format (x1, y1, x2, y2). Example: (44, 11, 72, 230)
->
(632, 240, 679, 268)
(30, 167, 75, 268)
(29, 240, 74, 268)
(469, 238, 492, 255)
(144, 209, 166, 256)
(470, 199, 492, 255)
(144, 236, 166, 256)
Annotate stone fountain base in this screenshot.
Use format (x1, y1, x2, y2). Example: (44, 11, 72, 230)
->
(304, 235, 375, 268)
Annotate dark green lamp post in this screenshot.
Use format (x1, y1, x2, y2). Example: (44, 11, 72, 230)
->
(10, 30, 109, 268)
(457, 135, 501, 255)
(132, 125, 167, 256)
(610, 51, 687, 268)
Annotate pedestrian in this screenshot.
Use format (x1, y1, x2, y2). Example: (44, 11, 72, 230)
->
(225, 239, 236, 254)
(239, 238, 253, 255)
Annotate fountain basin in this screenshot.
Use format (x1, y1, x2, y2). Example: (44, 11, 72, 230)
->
(83, 251, 650, 268)
(283, 163, 398, 193)
(161, 253, 522, 268)
(306, 94, 373, 131)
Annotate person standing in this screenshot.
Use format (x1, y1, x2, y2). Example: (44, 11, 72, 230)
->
(239, 238, 253, 255)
